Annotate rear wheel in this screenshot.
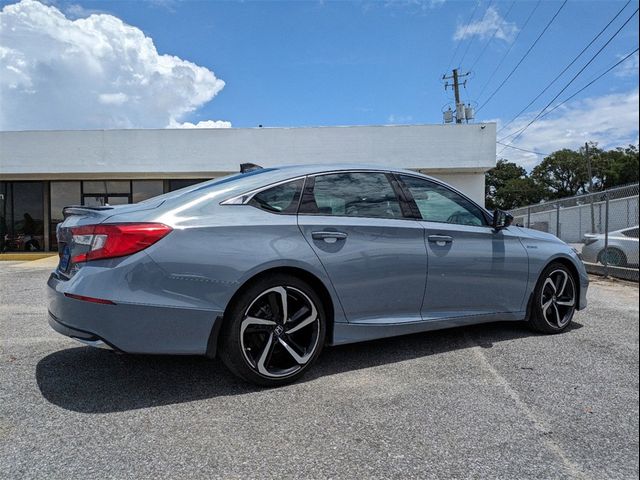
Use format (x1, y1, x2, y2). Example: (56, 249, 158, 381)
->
(219, 274, 326, 386)
(528, 263, 577, 334)
(598, 247, 627, 267)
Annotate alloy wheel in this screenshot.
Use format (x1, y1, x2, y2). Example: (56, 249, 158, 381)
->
(540, 269, 576, 328)
(240, 286, 321, 378)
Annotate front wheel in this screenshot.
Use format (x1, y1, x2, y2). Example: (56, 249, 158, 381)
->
(528, 263, 577, 334)
(219, 274, 326, 386)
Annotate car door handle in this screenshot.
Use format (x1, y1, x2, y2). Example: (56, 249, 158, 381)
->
(312, 231, 348, 241)
(428, 234, 453, 243)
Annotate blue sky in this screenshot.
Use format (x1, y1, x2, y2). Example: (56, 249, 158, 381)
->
(1, 0, 638, 167)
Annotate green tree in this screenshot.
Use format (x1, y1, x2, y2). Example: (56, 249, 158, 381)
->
(531, 149, 588, 199)
(591, 144, 639, 190)
(485, 159, 544, 209)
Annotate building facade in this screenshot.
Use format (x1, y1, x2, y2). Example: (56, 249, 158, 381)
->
(0, 124, 496, 252)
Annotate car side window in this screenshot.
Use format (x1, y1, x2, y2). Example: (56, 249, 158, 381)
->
(299, 172, 403, 219)
(249, 178, 304, 214)
(622, 227, 639, 238)
(400, 175, 486, 226)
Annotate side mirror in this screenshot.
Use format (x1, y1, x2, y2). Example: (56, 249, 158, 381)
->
(492, 209, 514, 230)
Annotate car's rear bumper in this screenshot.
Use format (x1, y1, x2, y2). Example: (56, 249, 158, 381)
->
(47, 272, 223, 355)
(48, 311, 114, 350)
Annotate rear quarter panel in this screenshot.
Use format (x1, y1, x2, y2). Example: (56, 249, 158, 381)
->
(134, 204, 347, 323)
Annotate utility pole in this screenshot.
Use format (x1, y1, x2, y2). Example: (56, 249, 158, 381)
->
(585, 142, 596, 233)
(443, 69, 471, 124)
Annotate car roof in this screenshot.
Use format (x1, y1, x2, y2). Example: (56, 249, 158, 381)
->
(144, 163, 455, 208)
(254, 163, 428, 177)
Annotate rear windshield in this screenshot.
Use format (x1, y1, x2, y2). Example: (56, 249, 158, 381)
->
(137, 168, 276, 204)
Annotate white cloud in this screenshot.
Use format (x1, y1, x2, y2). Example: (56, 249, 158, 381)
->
(454, 6, 518, 43)
(614, 51, 639, 78)
(384, 0, 446, 10)
(0, 0, 230, 130)
(493, 89, 640, 170)
(64, 3, 108, 19)
(387, 114, 413, 124)
(168, 119, 232, 129)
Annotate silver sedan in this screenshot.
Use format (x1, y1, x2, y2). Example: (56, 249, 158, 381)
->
(48, 164, 589, 386)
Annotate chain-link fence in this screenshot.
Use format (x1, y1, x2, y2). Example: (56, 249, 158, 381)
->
(511, 183, 639, 281)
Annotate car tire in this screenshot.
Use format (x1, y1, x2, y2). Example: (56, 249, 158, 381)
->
(219, 273, 326, 387)
(527, 262, 577, 334)
(598, 247, 627, 267)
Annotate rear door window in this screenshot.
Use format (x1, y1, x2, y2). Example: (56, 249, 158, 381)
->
(299, 172, 403, 219)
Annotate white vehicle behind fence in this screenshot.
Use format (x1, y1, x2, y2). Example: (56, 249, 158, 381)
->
(581, 226, 639, 267)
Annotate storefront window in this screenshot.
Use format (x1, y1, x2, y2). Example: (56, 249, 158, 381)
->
(0, 182, 11, 253)
(132, 180, 164, 203)
(83, 181, 131, 195)
(1, 182, 44, 252)
(82, 180, 131, 207)
(168, 179, 208, 191)
(50, 182, 81, 224)
(50, 181, 81, 251)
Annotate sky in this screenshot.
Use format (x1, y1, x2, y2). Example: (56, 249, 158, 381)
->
(0, 0, 638, 169)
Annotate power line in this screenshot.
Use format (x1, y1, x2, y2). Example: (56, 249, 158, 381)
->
(446, 1, 482, 74)
(469, 1, 516, 71)
(497, 8, 638, 149)
(475, 0, 541, 102)
(496, 142, 549, 157)
(476, 0, 568, 113)
(497, 0, 632, 135)
(458, 0, 494, 69)
(497, 47, 639, 152)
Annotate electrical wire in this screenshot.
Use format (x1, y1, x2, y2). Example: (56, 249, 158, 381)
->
(458, 0, 494, 69)
(469, 1, 516, 71)
(446, 1, 482, 74)
(476, 0, 568, 113)
(497, 47, 639, 155)
(475, 0, 542, 102)
(497, 8, 638, 149)
(497, 0, 632, 135)
(496, 142, 549, 157)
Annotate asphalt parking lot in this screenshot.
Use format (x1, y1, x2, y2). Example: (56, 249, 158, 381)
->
(1, 259, 638, 479)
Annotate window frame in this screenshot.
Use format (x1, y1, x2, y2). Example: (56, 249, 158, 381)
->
(219, 169, 491, 225)
(395, 173, 492, 227)
(298, 170, 414, 220)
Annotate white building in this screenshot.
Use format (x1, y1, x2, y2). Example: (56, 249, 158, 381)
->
(0, 124, 496, 252)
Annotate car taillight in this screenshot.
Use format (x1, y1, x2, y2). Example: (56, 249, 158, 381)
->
(70, 223, 172, 263)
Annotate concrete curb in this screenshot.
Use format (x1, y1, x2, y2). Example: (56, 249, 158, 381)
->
(584, 262, 639, 282)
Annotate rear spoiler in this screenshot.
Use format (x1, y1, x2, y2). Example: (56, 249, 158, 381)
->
(63, 205, 113, 219)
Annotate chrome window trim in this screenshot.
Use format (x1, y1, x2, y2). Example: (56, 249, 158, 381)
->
(219, 169, 392, 206)
(220, 176, 308, 205)
(220, 168, 490, 224)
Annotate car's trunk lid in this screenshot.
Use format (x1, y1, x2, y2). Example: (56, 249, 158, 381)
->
(56, 200, 164, 277)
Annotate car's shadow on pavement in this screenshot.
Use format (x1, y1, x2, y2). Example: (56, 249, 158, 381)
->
(36, 320, 583, 413)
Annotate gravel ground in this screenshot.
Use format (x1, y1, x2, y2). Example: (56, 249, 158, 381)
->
(1, 261, 638, 479)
